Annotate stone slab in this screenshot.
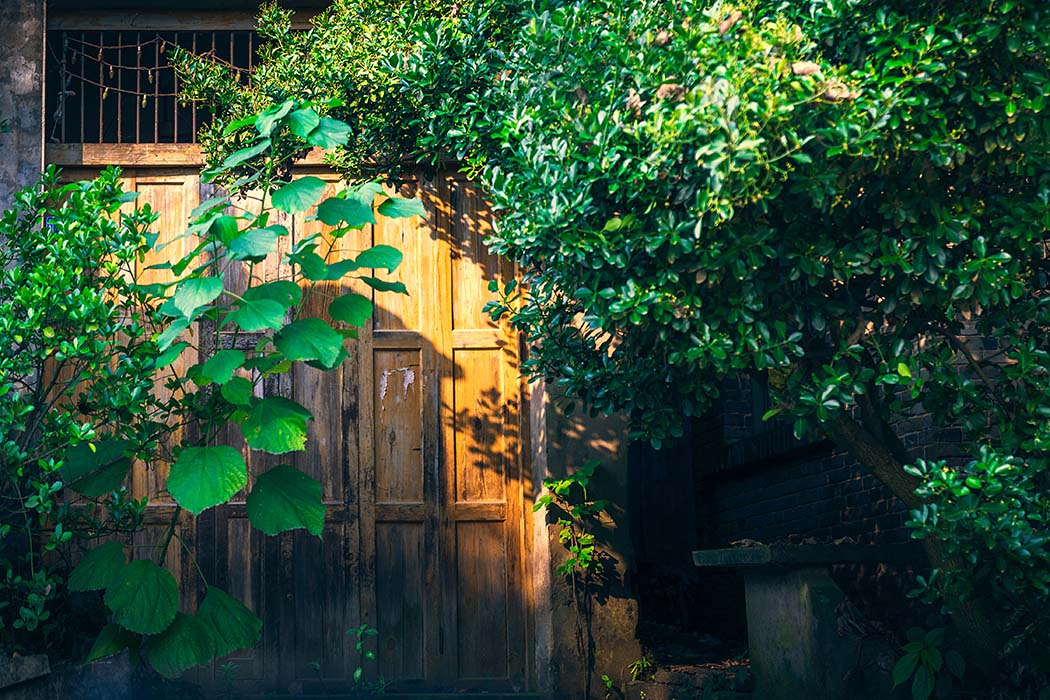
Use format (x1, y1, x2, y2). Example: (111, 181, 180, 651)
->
(692, 543, 924, 569)
(0, 656, 49, 690)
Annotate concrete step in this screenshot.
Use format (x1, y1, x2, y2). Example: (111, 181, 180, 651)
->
(625, 661, 751, 700)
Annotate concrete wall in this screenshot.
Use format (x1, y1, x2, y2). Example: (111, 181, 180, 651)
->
(531, 381, 642, 699)
(0, 0, 45, 203)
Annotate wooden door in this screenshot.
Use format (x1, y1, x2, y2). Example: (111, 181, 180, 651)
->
(55, 163, 533, 695)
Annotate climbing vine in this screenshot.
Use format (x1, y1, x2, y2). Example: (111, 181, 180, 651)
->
(535, 459, 612, 699)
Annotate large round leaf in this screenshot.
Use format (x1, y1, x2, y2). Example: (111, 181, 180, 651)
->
(274, 318, 344, 368)
(316, 196, 374, 229)
(146, 613, 214, 679)
(354, 244, 403, 273)
(246, 465, 324, 536)
(68, 541, 126, 592)
(172, 276, 224, 318)
(88, 623, 140, 662)
(104, 560, 178, 635)
(377, 196, 426, 220)
(198, 349, 246, 385)
(228, 226, 286, 262)
(329, 293, 374, 327)
(242, 279, 302, 308)
(227, 297, 286, 332)
(241, 396, 313, 454)
(272, 176, 326, 214)
(221, 376, 255, 406)
(61, 439, 131, 498)
(196, 586, 262, 657)
(167, 446, 248, 515)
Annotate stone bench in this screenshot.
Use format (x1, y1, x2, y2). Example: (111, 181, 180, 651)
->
(693, 543, 924, 700)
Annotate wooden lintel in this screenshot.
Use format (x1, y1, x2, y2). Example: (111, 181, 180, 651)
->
(46, 143, 329, 168)
(47, 143, 205, 166)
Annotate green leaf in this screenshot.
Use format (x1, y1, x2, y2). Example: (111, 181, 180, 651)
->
(317, 196, 375, 229)
(210, 215, 242, 246)
(156, 319, 190, 352)
(243, 279, 302, 308)
(68, 541, 126, 592)
(62, 439, 131, 498)
(912, 664, 934, 700)
(361, 276, 408, 294)
(944, 650, 965, 679)
(228, 226, 286, 262)
(893, 652, 920, 687)
(167, 446, 248, 515)
(228, 297, 286, 332)
(330, 293, 374, 327)
(246, 465, 325, 536)
(199, 350, 246, 385)
(354, 245, 403, 272)
(173, 276, 224, 318)
(221, 114, 257, 136)
(190, 195, 231, 220)
(241, 396, 313, 454)
(287, 107, 320, 140)
(155, 341, 189, 370)
(323, 259, 360, 280)
(897, 362, 912, 378)
(288, 250, 329, 280)
(272, 177, 327, 215)
(221, 376, 254, 406)
(377, 196, 426, 219)
(104, 560, 178, 635)
(196, 586, 262, 657)
(274, 318, 344, 368)
(255, 99, 294, 137)
(87, 623, 139, 662)
(146, 613, 214, 679)
(222, 138, 271, 168)
(306, 116, 351, 149)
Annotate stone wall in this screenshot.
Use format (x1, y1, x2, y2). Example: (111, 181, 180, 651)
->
(0, 0, 45, 203)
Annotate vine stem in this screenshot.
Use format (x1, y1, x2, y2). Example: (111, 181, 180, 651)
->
(155, 504, 182, 566)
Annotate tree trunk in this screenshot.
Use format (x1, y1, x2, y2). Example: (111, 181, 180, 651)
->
(823, 412, 1002, 683)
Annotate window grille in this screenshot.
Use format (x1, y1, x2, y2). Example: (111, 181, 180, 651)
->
(46, 30, 259, 145)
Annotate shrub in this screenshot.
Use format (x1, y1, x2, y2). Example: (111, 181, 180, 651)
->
(0, 166, 162, 654)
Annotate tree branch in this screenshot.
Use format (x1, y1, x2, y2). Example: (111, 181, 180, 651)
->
(821, 411, 922, 509)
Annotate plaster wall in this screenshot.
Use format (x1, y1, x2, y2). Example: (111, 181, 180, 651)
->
(0, 0, 45, 203)
(532, 381, 642, 700)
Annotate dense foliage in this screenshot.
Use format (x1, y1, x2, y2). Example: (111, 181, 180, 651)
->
(177, 0, 1050, 690)
(0, 168, 161, 653)
(408, 1, 1050, 687)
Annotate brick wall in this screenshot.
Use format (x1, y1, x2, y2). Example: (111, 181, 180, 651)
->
(700, 375, 969, 548)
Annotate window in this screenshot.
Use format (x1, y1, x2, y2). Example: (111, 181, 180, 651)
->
(46, 29, 259, 144)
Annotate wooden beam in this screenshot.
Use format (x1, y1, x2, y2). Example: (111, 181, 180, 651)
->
(46, 143, 330, 167)
(47, 143, 205, 166)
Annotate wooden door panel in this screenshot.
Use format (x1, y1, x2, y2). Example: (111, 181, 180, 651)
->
(376, 523, 427, 680)
(373, 181, 425, 332)
(374, 349, 424, 504)
(456, 521, 511, 679)
(454, 348, 508, 502)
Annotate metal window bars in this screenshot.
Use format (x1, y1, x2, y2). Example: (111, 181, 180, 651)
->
(46, 30, 259, 145)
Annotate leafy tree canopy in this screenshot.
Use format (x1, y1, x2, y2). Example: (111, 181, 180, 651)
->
(178, 0, 1050, 683)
